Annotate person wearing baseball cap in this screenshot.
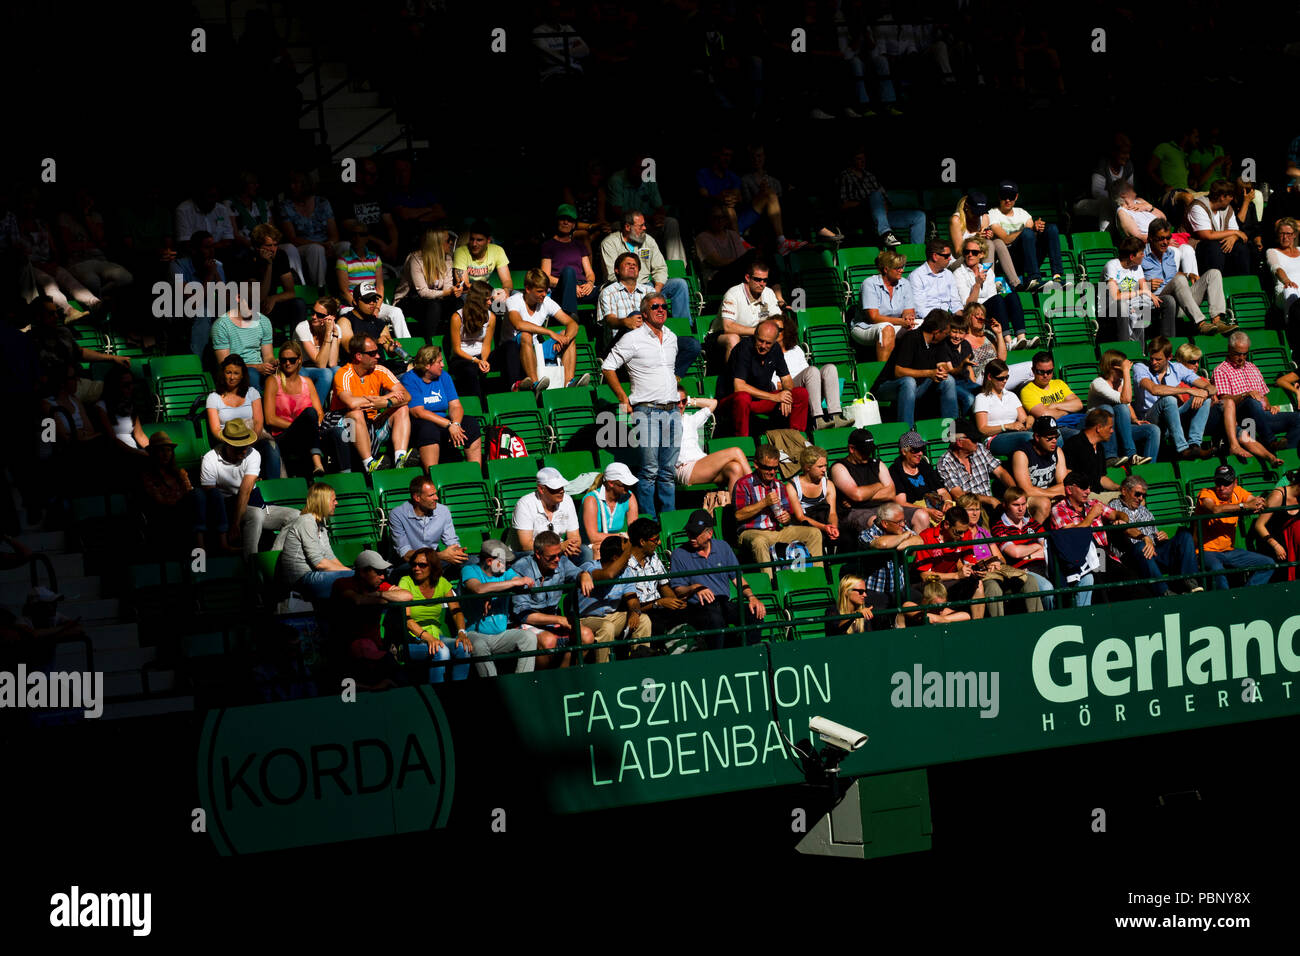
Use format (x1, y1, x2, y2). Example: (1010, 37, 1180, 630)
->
(342, 273, 412, 362)
(667, 509, 766, 650)
(580, 462, 640, 552)
(512, 466, 585, 560)
(1008, 414, 1067, 525)
(830, 427, 903, 539)
(199, 418, 300, 557)
(456, 539, 541, 677)
(541, 203, 598, 317)
(990, 180, 1063, 292)
(330, 549, 414, 689)
(1195, 463, 1273, 590)
(1257, 467, 1300, 581)
(888, 430, 952, 528)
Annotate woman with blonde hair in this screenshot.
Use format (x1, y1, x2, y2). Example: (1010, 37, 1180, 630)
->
(952, 234, 1035, 349)
(447, 281, 496, 406)
(1268, 217, 1300, 363)
(787, 446, 840, 552)
(949, 191, 1025, 290)
(396, 227, 459, 340)
(827, 575, 875, 635)
(400, 344, 483, 466)
(276, 482, 353, 600)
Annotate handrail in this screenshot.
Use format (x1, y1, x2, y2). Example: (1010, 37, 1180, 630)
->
(331, 108, 397, 160)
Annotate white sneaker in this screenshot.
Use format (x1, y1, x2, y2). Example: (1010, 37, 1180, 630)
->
(844, 106, 864, 119)
(809, 108, 836, 120)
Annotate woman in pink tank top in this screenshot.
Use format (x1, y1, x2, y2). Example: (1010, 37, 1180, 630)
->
(262, 342, 327, 476)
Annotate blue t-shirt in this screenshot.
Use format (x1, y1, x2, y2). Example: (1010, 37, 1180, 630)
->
(668, 540, 740, 605)
(696, 167, 743, 198)
(576, 558, 636, 617)
(460, 563, 519, 634)
(401, 369, 459, 416)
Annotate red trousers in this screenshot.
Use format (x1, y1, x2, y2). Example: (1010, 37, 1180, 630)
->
(721, 388, 810, 436)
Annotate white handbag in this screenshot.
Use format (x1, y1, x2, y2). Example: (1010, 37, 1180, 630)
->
(849, 394, 882, 427)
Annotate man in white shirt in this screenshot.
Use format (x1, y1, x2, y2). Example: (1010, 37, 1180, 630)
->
(909, 239, 962, 316)
(600, 251, 702, 376)
(601, 292, 682, 518)
(1188, 179, 1251, 277)
(712, 260, 782, 361)
(199, 419, 299, 558)
(505, 268, 589, 389)
(511, 466, 583, 558)
(1102, 237, 1159, 344)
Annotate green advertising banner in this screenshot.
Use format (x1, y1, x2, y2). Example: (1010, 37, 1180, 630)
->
(195, 583, 1300, 851)
(503, 583, 1300, 813)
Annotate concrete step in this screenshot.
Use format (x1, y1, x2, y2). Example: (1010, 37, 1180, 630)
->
(0, 574, 101, 605)
(83, 622, 142, 652)
(101, 696, 196, 720)
(54, 643, 156, 673)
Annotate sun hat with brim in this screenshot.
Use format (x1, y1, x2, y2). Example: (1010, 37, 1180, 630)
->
(220, 419, 258, 447)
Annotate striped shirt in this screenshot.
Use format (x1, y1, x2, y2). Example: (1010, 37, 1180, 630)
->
(598, 280, 654, 326)
(622, 551, 669, 605)
(937, 445, 1002, 497)
(336, 250, 382, 292)
(858, 524, 903, 597)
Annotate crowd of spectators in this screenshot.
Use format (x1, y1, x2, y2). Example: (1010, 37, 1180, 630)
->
(7, 0, 1300, 690)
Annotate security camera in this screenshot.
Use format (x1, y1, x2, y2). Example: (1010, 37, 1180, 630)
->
(809, 716, 867, 753)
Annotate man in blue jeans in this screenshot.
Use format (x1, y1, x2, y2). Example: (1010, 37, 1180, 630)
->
(989, 180, 1064, 290)
(1114, 476, 1205, 595)
(1194, 464, 1274, 591)
(1132, 336, 1216, 461)
(874, 309, 957, 426)
(601, 292, 681, 518)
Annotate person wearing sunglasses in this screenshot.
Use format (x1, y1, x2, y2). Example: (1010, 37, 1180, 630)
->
(712, 260, 786, 363)
(328, 334, 412, 473)
(1210, 331, 1300, 459)
(733, 444, 823, 573)
(1019, 351, 1085, 437)
(1116, 475, 1203, 596)
(1194, 464, 1273, 591)
(293, 295, 353, 402)
(398, 549, 472, 683)
(262, 342, 327, 477)
(989, 180, 1064, 291)
(827, 575, 879, 636)
(909, 238, 963, 319)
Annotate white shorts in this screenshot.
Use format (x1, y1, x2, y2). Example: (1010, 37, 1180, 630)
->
(850, 321, 889, 346)
(675, 459, 700, 486)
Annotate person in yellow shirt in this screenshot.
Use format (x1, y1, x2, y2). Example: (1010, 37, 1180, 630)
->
(1194, 464, 1273, 590)
(1019, 351, 1085, 438)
